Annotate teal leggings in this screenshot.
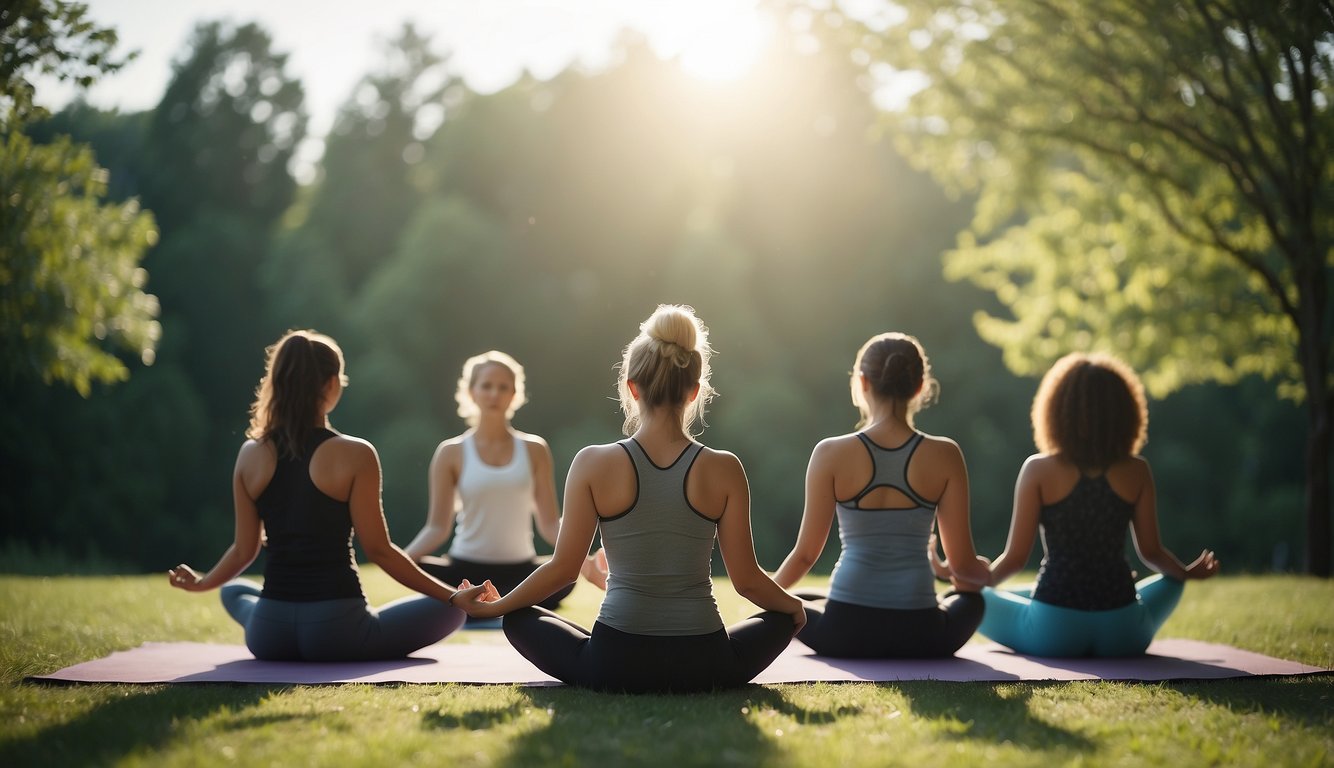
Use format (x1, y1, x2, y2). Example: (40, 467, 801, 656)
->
(978, 574, 1185, 657)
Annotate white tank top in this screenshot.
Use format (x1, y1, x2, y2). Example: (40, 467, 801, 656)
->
(448, 434, 538, 563)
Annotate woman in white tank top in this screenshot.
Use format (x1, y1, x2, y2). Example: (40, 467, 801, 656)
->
(403, 351, 605, 610)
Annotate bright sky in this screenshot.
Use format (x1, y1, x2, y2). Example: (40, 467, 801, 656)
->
(37, 0, 783, 174)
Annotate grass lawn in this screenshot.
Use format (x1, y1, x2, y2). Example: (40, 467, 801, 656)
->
(2, 571, 1331, 767)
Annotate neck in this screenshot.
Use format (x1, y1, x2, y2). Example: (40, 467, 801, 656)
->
(634, 407, 688, 445)
(865, 398, 911, 430)
(474, 413, 510, 439)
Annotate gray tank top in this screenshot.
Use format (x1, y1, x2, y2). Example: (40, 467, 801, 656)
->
(828, 432, 939, 610)
(594, 439, 726, 636)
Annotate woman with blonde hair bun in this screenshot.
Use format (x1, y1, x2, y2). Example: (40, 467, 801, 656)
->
(453, 305, 804, 693)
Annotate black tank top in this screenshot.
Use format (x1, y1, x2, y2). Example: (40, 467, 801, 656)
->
(1032, 474, 1137, 610)
(256, 428, 364, 601)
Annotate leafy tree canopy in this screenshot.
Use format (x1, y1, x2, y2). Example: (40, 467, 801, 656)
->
(0, 0, 158, 395)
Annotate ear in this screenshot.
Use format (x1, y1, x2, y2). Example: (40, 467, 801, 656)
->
(688, 383, 701, 403)
(859, 373, 871, 394)
(627, 380, 640, 401)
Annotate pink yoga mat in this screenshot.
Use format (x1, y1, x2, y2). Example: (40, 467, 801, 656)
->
(32, 638, 1327, 686)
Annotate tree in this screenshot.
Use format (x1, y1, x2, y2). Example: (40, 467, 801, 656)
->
(265, 23, 453, 337)
(834, 0, 1333, 573)
(1, 0, 159, 395)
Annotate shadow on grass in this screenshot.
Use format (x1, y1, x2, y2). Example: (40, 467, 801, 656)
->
(429, 685, 853, 766)
(1170, 675, 1334, 729)
(896, 681, 1095, 751)
(0, 684, 290, 766)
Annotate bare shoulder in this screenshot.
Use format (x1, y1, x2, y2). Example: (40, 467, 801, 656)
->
(1107, 455, 1153, 492)
(516, 431, 553, 459)
(431, 433, 467, 463)
(916, 432, 965, 463)
(697, 444, 743, 470)
(325, 433, 378, 466)
(237, 438, 275, 464)
(571, 442, 632, 473)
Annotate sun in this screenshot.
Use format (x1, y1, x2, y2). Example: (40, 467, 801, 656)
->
(634, 1, 774, 83)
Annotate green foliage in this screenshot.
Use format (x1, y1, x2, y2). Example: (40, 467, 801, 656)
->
(850, 0, 1331, 400)
(0, 0, 129, 126)
(0, 130, 159, 394)
(828, 0, 1334, 573)
(142, 20, 306, 233)
(0, 0, 158, 396)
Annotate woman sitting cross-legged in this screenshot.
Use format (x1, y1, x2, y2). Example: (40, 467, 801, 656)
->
(452, 304, 805, 693)
(965, 352, 1220, 657)
(168, 330, 492, 661)
(773, 332, 990, 658)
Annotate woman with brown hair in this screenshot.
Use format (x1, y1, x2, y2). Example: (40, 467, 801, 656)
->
(966, 352, 1219, 657)
(773, 332, 990, 658)
(168, 330, 484, 660)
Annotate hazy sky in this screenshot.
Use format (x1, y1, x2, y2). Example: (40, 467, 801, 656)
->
(36, 0, 777, 136)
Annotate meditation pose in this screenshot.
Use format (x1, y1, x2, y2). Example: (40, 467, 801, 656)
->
(773, 332, 990, 657)
(453, 305, 805, 692)
(967, 352, 1220, 657)
(168, 330, 487, 660)
(403, 351, 598, 610)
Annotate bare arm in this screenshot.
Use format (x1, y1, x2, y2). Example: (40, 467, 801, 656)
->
(168, 442, 265, 592)
(713, 451, 806, 634)
(455, 446, 603, 618)
(986, 456, 1044, 586)
(1129, 459, 1220, 581)
(348, 439, 462, 603)
(773, 440, 837, 589)
(932, 439, 991, 590)
(527, 436, 561, 547)
(403, 441, 458, 559)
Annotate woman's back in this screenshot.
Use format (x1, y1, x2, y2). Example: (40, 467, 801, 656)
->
(595, 438, 723, 635)
(250, 429, 362, 602)
(825, 430, 940, 610)
(1028, 454, 1146, 610)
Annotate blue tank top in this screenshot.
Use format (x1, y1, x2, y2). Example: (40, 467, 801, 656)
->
(1032, 474, 1137, 610)
(594, 439, 725, 636)
(828, 432, 939, 610)
(256, 428, 364, 602)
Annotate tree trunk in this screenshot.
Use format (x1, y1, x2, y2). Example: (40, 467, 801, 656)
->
(1307, 393, 1332, 577)
(1298, 264, 1331, 576)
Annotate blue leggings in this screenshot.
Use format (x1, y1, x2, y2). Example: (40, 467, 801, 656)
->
(978, 574, 1185, 657)
(221, 579, 466, 661)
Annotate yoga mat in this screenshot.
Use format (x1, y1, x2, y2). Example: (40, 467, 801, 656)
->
(31, 638, 1327, 686)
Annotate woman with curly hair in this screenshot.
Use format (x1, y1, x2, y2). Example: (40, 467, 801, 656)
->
(965, 352, 1219, 657)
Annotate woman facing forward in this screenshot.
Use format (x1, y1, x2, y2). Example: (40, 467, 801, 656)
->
(168, 330, 484, 661)
(774, 332, 990, 658)
(454, 305, 805, 692)
(404, 351, 596, 610)
(974, 352, 1218, 657)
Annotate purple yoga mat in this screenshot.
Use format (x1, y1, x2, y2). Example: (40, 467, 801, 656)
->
(32, 638, 1327, 686)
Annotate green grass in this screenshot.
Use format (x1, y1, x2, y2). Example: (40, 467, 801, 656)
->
(2, 572, 1331, 767)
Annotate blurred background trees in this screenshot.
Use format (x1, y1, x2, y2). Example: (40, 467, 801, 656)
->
(1, 1, 1319, 575)
(836, 0, 1331, 574)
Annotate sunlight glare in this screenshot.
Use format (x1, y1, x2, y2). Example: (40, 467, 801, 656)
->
(634, 1, 773, 82)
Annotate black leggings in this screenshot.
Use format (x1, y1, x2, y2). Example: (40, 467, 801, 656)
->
(502, 606, 795, 693)
(795, 591, 985, 658)
(418, 555, 575, 610)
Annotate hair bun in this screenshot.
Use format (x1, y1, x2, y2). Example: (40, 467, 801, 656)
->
(642, 305, 698, 352)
